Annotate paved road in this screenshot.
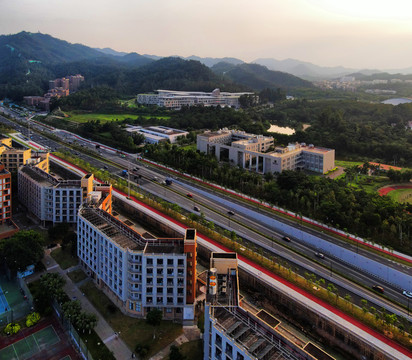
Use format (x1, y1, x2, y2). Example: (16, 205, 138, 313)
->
(27, 251, 133, 360)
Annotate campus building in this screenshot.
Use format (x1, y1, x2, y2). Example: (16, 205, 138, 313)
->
(0, 163, 18, 239)
(18, 167, 112, 226)
(137, 89, 255, 110)
(197, 129, 335, 174)
(77, 206, 197, 321)
(204, 253, 322, 360)
(0, 135, 49, 173)
(124, 125, 189, 144)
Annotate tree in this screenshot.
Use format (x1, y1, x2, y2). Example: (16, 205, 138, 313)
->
(0, 230, 44, 273)
(74, 312, 97, 334)
(135, 343, 150, 358)
(40, 273, 66, 299)
(26, 312, 41, 327)
(169, 345, 185, 360)
(146, 309, 163, 339)
(62, 300, 81, 320)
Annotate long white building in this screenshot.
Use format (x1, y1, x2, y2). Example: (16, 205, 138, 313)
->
(137, 89, 255, 110)
(125, 125, 189, 144)
(77, 206, 197, 321)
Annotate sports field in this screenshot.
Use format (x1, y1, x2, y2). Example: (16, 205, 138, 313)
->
(0, 325, 60, 360)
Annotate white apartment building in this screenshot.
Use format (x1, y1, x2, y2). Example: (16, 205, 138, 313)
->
(78, 207, 197, 321)
(204, 253, 319, 360)
(125, 125, 189, 144)
(137, 89, 255, 110)
(197, 129, 335, 174)
(18, 167, 112, 225)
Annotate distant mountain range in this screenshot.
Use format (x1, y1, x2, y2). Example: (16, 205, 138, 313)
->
(0, 31, 316, 101)
(94, 46, 412, 79)
(4, 30, 412, 102)
(211, 62, 313, 90)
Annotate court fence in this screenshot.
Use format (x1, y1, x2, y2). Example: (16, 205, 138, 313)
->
(53, 301, 95, 360)
(0, 277, 33, 328)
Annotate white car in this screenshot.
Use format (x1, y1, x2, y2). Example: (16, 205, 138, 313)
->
(403, 290, 412, 298)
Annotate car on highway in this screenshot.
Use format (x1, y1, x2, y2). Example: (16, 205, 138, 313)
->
(103, 165, 108, 169)
(282, 236, 291, 242)
(315, 252, 325, 259)
(227, 210, 235, 216)
(403, 290, 412, 298)
(372, 285, 384, 293)
(194, 206, 200, 212)
(186, 193, 193, 198)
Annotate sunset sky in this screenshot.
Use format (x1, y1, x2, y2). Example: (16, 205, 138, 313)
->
(2, 0, 412, 69)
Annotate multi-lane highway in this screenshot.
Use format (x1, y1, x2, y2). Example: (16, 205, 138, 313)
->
(1, 110, 411, 321)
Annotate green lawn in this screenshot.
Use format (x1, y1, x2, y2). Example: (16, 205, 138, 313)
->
(163, 340, 203, 360)
(335, 160, 364, 168)
(50, 246, 78, 270)
(67, 269, 88, 283)
(65, 112, 170, 123)
(80, 282, 182, 358)
(78, 328, 116, 360)
(387, 188, 412, 203)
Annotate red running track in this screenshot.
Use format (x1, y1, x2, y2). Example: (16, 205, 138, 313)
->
(53, 154, 412, 358)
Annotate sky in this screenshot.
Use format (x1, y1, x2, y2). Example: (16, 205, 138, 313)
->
(1, 0, 412, 69)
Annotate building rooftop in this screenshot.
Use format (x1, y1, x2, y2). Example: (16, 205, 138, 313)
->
(211, 306, 308, 360)
(20, 166, 56, 186)
(79, 207, 185, 253)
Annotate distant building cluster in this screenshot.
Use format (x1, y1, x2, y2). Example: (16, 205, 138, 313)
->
(124, 125, 189, 144)
(315, 76, 412, 93)
(137, 88, 255, 110)
(24, 74, 84, 111)
(197, 129, 335, 174)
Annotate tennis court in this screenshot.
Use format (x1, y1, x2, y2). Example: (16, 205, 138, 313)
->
(0, 274, 32, 326)
(0, 285, 10, 313)
(0, 325, 60, 360)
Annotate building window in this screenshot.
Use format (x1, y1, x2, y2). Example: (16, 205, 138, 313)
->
(129, 302, 134, 311)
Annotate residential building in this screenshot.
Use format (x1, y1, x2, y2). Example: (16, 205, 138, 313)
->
(204, 253, 321, 360)
(124, 125, 189, 144)
(137, 89, 255, 110)
(77, 206, 197, 321)
(0, 136, 49, 173)
(24, 74, 84, 111)
(18, 168, 112, 226)
(0, 163, 18, 239)
(197, 129, 335, 174)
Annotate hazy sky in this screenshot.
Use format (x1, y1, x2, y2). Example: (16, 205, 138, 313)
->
(2, 0, 412, 69)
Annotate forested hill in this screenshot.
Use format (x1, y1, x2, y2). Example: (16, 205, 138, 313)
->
(0, 31, 313, 100)
(211, 62, 314, 90)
